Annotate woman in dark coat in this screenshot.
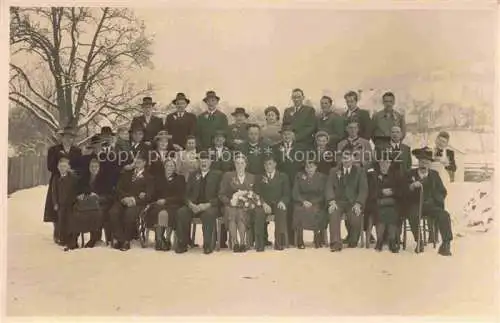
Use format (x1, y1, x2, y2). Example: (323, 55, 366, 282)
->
(292, 160, 328, 249)
(147, 158, 186, 251)
(44, 126, 82, 245)
(73, 157, 107, 248)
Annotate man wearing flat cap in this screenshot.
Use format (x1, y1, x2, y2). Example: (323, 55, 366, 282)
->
(130, 96, 164, 144)
(165, 93, 197, 150)
(283, 88, 317, 150)
(228, 107, 250, 149)
(196, 91, 229, 150)
(405, 147, 453, 256)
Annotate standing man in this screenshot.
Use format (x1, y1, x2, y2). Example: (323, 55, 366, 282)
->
(317, 95, 346, 149)
(228, 107, 250, 149)
(337, 121, 373, 169)
(343, 91, 372, 140)
(130, 96, 164, 145)
(325, 148, 368, 251)
(371, 92, 406, 148)
(406, 147, 453, 256)
(165, 93, 197, 151)
(387, 126, 412, 176)
(283, 88, 317, 149)
(176, 151, 223, 254)
(237, 124, 269, 176)
(196, 90, 229, 150)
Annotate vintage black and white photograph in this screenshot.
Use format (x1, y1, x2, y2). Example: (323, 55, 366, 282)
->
(5, 0, 498, 319)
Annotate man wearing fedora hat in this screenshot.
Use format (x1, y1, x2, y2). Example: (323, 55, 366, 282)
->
(44, 126, 82, 245)
(196, 91, 229, 150)
(228, 107, 250, 149)
(130, 96, 164, 144)
(282, 88, 317, 149)
(165, 93, 197, 150)
(405, 147, 453, 256)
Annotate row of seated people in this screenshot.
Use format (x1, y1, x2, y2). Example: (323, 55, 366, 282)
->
(45, 118, 403, 248)
(50, 134, 453, 256)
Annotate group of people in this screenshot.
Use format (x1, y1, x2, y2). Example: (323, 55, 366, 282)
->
(43, 88, 457, 256)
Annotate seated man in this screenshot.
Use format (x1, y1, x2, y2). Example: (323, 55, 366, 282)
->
(325, 148, 368, 251)
(406, 147, 453, 256)
(254, 155, 291, 251)
(176, 151, 222, 254)
(109, 150, 154, 251)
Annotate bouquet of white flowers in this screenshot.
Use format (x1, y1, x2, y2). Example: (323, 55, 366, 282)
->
(230, 190, 262, 209)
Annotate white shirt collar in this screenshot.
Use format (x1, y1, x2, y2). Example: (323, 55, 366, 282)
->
(344, 166, 352, 174)
(418, 168, 429, 178)
(267, 170, 276, 179)
(237, 172, 246, 182)
(201, 170, 209, 177)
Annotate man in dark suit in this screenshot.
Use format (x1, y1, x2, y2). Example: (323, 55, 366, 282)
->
(325, 148, 368, 251)
(317, 95, 346, 149)
(196, 91, 229, 150)
(228, 107, 250, 149)
(282, 88, 317, 149)
(273, 124, 304, 244)
(343, 91, 371, 140)
(405, 147, 453, 256)
(123, 124, 151, 170)
(44, 126, 82, 245)
(109, 151, 154, 251)
(130, 96, 164, 144)
(176, 151, 223, 254)
(208, 130, 234, 173)
(236, 124, 270, 176)
(254, 155, 291, 250)
(165, 93, 197, 150)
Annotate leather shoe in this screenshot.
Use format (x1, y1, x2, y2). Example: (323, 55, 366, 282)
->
(438, 242, 452, 256)
(120, 241, 130, 251)
(233, 243, 240, 253)
(203, 247, 213, 255)
(175, 245, 188, 254)
(330, 242, 342, 252)
(375, 241, 383, 252)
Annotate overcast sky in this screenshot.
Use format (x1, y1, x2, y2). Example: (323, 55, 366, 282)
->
(120, 7, 497, 110)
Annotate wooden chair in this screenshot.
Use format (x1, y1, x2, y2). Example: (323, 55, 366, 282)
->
(402, 217, 437, 250)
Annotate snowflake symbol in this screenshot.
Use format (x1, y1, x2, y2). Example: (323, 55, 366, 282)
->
(250, 147, 261, 155)
(263, 147, 273, 155)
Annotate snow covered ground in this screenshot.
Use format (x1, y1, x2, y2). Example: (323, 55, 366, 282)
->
(5, 183, 498, 317)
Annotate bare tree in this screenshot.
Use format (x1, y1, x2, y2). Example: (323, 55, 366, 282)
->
(9, 7, 154, 142)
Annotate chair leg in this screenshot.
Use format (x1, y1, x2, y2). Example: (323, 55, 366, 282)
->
(80, 233, 85, 248)
(402, 219, 407, 250)
(422, 218, 428, 246)
(284, 230, 289, 249)
(172, 230, 178, 250)
(216, 218, 222, 251)
(190, 223, 197, 248)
